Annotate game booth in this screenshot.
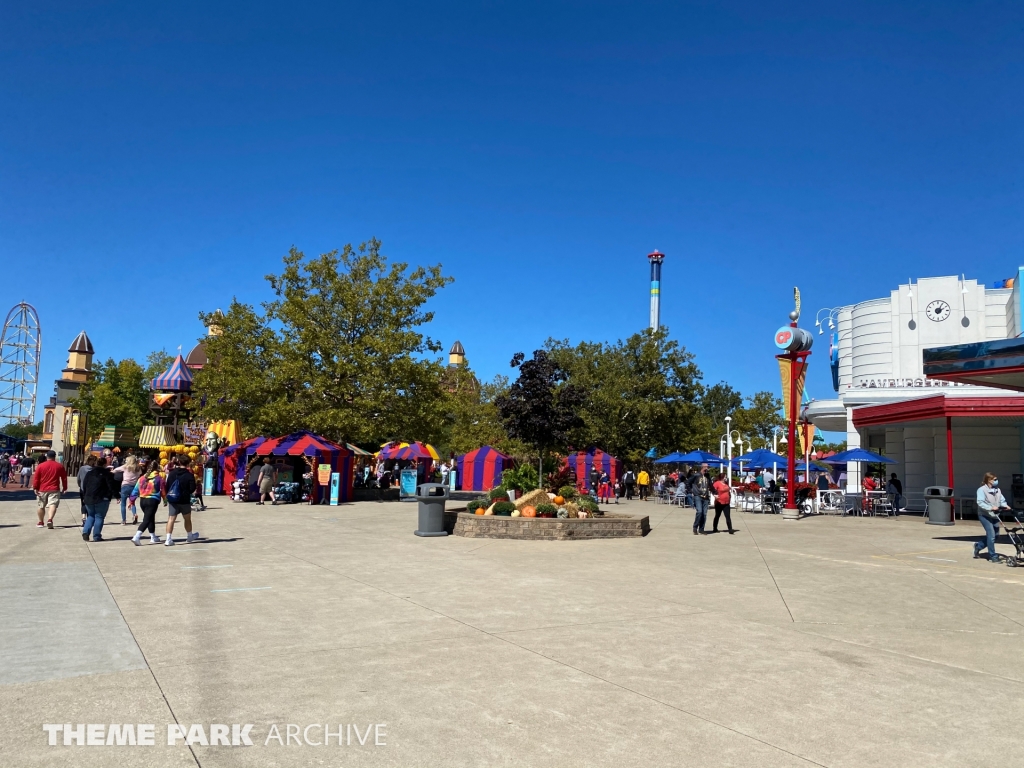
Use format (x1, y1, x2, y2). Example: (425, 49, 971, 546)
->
(564, 448, 622, 492)
(218, 436, 268, 499)
(456, 445, 511, 491)
(378, 441, 441, 496)
(237, 431, 354, 504)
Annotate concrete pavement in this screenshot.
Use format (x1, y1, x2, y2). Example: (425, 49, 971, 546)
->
(1, 489, 1021, 767)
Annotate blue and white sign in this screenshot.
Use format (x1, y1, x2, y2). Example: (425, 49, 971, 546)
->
(329, 472, 340, 506)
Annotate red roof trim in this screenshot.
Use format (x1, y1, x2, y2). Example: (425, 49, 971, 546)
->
(853, 394, 1024, 427)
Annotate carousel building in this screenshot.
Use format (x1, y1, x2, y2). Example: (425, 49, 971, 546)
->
(806, 271, 1024, 507)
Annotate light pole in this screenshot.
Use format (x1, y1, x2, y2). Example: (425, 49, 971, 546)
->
(774, 294, 813, 519)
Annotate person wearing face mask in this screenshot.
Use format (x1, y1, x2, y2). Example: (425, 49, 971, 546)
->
(975, 472, 1011, 563)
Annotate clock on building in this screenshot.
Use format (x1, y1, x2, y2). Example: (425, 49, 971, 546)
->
(925, 299, 951, 322)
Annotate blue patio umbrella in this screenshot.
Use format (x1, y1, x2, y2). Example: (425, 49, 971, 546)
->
(823, 448, 897, 464)
(675, 449, 724, 464)
(645, 447, 659, 458)
(654, 451, 687, 463)
(732, 448, 789, 468)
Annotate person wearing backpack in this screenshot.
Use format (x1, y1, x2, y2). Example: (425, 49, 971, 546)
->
(622, 469, 637, 500)
(687, 463, 713, 535)
(130, 458, 165, 545)
(164, 456, 199, 546)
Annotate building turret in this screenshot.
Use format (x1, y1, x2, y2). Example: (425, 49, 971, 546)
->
(449, 340, 466, 368)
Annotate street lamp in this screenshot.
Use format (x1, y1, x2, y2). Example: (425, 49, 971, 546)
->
(815, 307, 840, 336)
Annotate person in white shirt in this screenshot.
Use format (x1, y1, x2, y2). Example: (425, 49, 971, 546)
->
(975, 472, 1010, 563)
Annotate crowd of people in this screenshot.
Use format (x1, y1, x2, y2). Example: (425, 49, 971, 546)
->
(0, 451, 36, 488)
(29, 449, 202, 546)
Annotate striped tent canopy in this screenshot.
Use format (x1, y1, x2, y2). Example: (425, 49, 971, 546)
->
(94, 425, 137, 448)
(378, 441, 440, 461)
(456, 446, 511, 491)
(139, 425, 177, 448)
(151, 355, 193, 392)
(217, 436, 266, 494)
(250, 431, 354, 503)
(564, 448, 622, 486)
(346, 443, 373, 456)
(208, 420, 240, 447)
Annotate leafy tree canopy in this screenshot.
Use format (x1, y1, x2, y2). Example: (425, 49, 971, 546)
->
(194, 240, 453, 444)
(71, 358, 153, 434)
(495, 350, 584, 454)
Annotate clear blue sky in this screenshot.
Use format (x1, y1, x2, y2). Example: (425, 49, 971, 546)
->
(2, 1, 1021, 428)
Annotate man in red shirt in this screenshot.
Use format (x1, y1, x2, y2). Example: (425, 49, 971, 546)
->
(32, 450, 68, 529)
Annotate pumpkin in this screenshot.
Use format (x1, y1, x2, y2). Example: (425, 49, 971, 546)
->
(475, 507, 485, 515)
(521, 505, 537, 518)
(511, 510, 521, 517)
(553, 495, 565, 506)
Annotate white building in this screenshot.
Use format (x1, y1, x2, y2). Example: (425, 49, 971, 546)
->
(805, 272, 1024, 502)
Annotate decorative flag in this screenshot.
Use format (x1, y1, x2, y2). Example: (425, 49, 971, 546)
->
(798, 422, 816, 456)
(777, 356, 808, 421)
(153, 393, 175, 407)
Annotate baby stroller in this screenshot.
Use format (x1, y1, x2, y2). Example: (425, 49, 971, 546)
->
(1004, 511, 1024, 567)
(273, 481, 302, 504)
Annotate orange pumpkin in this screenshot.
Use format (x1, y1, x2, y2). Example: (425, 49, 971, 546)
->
(474, 507, 485, 515)
(521, 505, 537, 518)
(553, 495, 565, 505)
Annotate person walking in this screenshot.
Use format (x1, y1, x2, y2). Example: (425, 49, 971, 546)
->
(886, 472, 904, 513)
(81, 457, 118, 542)
(112, 455, 143, 525)
(77, 455, 97, 523)
(637, 468, 650, 501)
(130, 459, 165, 545)
(712, 472, 736, 534)
(20, 454, 34, 487)
(32, 450, 68, 529)
(622, 468, 636, 500)
(257, 457, 277, 505)
(974, 472, 1010, 563)
(164, 456, 199, 546)
(0, 455, 9, 488)
(589, 466, 601, 498)
(687, 463, 712, 535)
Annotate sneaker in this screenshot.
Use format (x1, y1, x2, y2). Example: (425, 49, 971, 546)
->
(92, 537, 103, 542)
(974, 542, 983, 559)
(990, 557, 1000, 563)
(36, 521, 44, 528)
(165, 537, 175, 547)
(186, 532, 200, 543)
(46, 520, 53, 529)
(692, 530, 698, 535)
(132, 533, 142, 546)
(82, 533, 89, 541)
(150, 535, 161, 544)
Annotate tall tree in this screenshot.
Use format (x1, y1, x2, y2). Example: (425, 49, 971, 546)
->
(193, 240, 453, 443)
(545, 329, 704, 462)
(495, 350, 584, 481)
(72, 358, 152, 434)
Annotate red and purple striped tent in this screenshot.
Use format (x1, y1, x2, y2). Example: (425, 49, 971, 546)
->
(150, 354, 193, 392)
(456, 446, 511, 491)
(217, 436, 267, 494)
(250, 431, 354, 503)
(378, 441, 440, 461)
(564, 448, 622, 486)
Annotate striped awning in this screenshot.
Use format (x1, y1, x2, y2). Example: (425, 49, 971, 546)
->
(94, 425, 137, 448)
(255, 431, 350, 457)
(151, 355, 193, 392)
(346, 443, 373, 456)
(138, 425, 177, 448)
(377, 441, 440, 461)
(209, 420, 240, 447)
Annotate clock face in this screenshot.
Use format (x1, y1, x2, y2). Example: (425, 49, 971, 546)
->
(925, 300, 951, 322)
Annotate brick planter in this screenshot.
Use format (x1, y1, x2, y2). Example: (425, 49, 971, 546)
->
(448, 511, 649, 540)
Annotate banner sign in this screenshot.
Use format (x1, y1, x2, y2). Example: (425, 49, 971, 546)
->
(400, 468, 418, 497)
(317, 464, 332, 485)
(203, 467, 213, 495)
(448, 468, 457, 491)
(69, 413, 80, 447)
(183, 424, 206, 446)
(778, 356, 808, 420)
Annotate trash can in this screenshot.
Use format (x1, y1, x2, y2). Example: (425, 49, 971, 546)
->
(414, 483, 449, 537)
(924, 486, 954, 526)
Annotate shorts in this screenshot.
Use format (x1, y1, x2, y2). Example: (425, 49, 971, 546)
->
(37, 491, 61, 509)
(167, 502, 192, 518)
(259, 478, 274, 494)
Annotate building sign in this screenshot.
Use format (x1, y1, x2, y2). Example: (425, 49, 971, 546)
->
(69, 413, 80, 447)
(182, 424, 206, 445)
(851, 378, 970, 389)
(317, 464, 332, 485)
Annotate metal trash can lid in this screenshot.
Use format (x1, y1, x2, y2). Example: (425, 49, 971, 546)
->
(923, 486, 954, 496)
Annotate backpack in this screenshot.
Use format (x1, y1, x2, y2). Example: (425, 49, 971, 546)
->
(624, 471, 635, 484)
(166, 473, 184, 503)
(137, 473, 157, 498)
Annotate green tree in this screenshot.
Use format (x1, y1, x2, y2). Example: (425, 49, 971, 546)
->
(443, 371, 526, 457)
(545, 329, 704, 462)
(194, 240, 453, 444)
(733, 391, 786, 448)
(72, 358, 152, 436)
(1, 421, 43, 439)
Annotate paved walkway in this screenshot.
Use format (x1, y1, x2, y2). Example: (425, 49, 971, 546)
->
(1, 490, 1021, 767)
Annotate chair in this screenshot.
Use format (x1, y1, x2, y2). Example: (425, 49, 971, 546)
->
(873, 493, 895, 517)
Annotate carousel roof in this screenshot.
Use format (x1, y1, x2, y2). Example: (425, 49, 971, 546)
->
(151, 355, 193, 392)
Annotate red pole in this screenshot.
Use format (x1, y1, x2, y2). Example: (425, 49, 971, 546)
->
(786, 350, 798, 509)
(945, 416, 954, 487)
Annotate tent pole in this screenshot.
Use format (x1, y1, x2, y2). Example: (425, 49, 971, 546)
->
(946, 416, 954, 487)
